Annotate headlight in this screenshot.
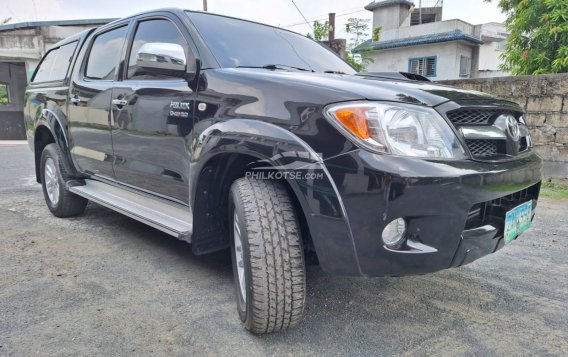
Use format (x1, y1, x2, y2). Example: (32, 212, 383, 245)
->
(324, 101, 467, 159)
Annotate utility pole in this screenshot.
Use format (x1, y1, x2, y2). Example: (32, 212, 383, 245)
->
(328, 13, 335, 41)
(419, 0, 422, 24)
(203, 0, 208, 11)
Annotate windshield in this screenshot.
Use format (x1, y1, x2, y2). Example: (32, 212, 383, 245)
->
(186, 12, 357, 74)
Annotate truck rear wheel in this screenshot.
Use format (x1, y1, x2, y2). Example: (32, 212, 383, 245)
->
(40, 143, 88, 217)
(229, 177, 306, 334)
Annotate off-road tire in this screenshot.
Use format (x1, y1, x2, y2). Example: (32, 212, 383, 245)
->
(229, 177, 306, 334)
(40, 143, 88, 217)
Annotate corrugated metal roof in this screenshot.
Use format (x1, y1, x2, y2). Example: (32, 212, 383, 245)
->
(354, 30, 484, 52)
(0, 19, 117, 33)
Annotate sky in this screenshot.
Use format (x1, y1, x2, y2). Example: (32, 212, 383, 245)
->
(0, 0, 507, 41)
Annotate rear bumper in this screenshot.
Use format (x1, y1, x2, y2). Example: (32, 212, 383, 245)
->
(316, 149, 542, 277)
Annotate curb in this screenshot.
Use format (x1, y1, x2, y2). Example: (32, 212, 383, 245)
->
(0, 140, 28, 147)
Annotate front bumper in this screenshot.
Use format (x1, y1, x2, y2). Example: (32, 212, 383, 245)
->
(317, 149, 542, 277)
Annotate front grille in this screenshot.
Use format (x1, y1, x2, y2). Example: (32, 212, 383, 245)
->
(519, 137, 528, 152)
(464, 183, 541, 230)
(465, 139, 500, 157)
(447, 109, 496, 125)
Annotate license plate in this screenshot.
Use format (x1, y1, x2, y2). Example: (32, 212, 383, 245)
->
(504, 201, 533, 244)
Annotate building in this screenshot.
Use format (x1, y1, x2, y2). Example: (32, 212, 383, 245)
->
(357, 0, 509, 80)
(0, 19, 114, 139)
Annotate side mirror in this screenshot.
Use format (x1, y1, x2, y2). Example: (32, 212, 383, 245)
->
(136, 42, 188, 77)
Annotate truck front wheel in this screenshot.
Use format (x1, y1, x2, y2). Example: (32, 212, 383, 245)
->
(229, 177, 306, 334)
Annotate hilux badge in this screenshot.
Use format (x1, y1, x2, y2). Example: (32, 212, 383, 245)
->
(506, 115, 520, 141)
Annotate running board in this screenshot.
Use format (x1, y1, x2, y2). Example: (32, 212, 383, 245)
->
(69, 179, 192, 241)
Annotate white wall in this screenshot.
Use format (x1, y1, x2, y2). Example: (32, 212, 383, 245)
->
(365, 41, 475, 80)
(478, 41, 504, 71)
(372, 5, 412, 32)
(380, 19, 476, 42)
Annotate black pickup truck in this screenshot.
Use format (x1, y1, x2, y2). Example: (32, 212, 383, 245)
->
(24, 8, 542, 334)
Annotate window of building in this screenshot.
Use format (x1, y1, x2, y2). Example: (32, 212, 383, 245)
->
(408, 57, 436, 77)
(85, 26, 128, 80)
(496, 40, 506, 51)
(0, 83, 9, 104)
(127, 19, 187, 79)
(32, 41, 78, 83)
(460, 56, 471, 77)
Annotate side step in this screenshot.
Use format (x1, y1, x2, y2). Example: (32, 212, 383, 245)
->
(69, 179, 192, 241)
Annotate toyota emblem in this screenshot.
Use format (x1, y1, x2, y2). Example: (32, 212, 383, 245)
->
(506, 115, 520, 141)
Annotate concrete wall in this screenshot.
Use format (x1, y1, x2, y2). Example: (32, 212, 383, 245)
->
(366, 41, 475, 80)
(442, 74, 568, 177)
(0, 25, 96, 79)
(371, 4, 412, 31)
(380, 19, 477, 42)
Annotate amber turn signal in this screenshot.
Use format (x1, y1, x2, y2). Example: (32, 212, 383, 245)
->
(334, 108, 370, 140)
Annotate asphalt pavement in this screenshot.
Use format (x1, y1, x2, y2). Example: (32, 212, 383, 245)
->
(1, 144, 567, 356)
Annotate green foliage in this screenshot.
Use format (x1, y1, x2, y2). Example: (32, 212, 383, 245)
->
(306, 20, 329, 41)
(540, 181, 568, 200)
(0, 84, 8, 104)
(344, 49, 375, 71)
(345, 17, 370, 47)
(345, 17, 374, 71)
(372, 26, 382, 42)
(487, 0, 568, 75)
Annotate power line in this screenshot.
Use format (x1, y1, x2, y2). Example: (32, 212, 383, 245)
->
(290, 0, 313, 31)
(282, 8, 366, 28)
(4, 4, 21, 22)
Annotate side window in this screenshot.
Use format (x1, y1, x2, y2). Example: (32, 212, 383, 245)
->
(85, 26, 128, 80)
(459, 56, 471, 78)
(409, 57, 436, 77)
(32, 41, 78, 83)
(127, 19, 187, 79)
(0, 83, 8, 104)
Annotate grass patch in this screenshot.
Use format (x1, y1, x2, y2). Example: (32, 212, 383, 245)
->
(540, 181, 568, 200)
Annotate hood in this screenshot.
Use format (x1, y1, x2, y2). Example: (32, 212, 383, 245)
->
(224, 68, 497, 107)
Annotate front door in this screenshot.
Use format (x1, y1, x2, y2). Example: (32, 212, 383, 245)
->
(111, 17, 195, 204)
(68, 24, 130, 179)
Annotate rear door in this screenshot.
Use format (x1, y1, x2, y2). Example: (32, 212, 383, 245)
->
(110, 15, 197, 204)
(68, 23, 130, 178)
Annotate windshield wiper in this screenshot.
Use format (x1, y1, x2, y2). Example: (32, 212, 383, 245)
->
(324, 70, 347, 74)
(237, 64, 314, 72)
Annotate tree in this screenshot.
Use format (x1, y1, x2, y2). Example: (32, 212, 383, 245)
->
(345, 18, 370, 47)
(344, 17, 374, 71)
(306, 20, 329, 41)
(487, 0, 568, 75)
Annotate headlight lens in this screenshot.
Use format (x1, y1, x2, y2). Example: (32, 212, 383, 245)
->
(324, 102, 467, 159)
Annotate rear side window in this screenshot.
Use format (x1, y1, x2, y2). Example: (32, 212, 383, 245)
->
(85, 26, 128, 80)
(32, 41, 78, 83)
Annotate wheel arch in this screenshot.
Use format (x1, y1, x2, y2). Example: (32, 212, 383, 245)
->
(188, 119, 361, 275)
(190, 150, 315, 257)
(33, 110, 78, 183)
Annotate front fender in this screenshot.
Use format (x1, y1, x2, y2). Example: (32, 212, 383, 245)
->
(190, 119, 363, 276)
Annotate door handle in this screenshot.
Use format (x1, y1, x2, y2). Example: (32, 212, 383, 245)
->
(112, 99, 128, 107)
(70, 96, 80, 105)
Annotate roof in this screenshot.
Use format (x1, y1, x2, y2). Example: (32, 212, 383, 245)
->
(354, 29, 484, 52)
(364, 0, 415, 11)
(0, 18, 117, 33)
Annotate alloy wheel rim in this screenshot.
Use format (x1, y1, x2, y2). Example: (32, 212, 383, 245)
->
(44, 158, 60, 205)
(233, 212, 246, 304)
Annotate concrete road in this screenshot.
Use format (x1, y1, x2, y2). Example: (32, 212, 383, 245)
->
(1, 145, 567, 356)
